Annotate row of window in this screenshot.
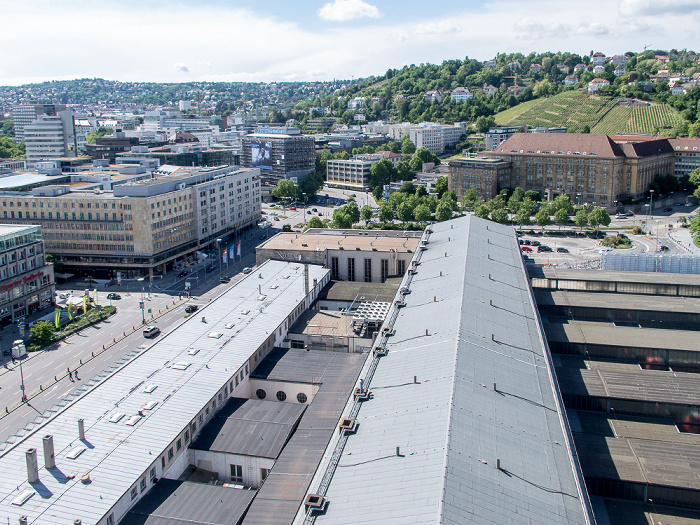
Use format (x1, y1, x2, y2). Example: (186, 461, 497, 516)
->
(256, 389, 307, 403)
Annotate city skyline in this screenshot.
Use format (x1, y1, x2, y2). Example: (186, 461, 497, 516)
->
(0, 0, 698, 85)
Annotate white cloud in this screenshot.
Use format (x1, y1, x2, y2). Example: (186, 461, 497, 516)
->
(619, 0, 700, 16)
(513, 18, 570, 39)
(173, 63, 189, 73)
(318, 0, 380, 21)
(575, 22, 609, 36)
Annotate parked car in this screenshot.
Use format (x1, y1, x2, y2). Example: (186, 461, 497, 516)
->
(206, 266, 215, 273)
(307, 210, 312, 214)
(312, 208, 318, 212)
(675, 202, 684, 206)
(663, 207, 673, 212)
(274, 217, 280, 221)
(220, 276, 230, 283)
(659, 245, 670, 252)
(556, 247, 569, 253)
(242, 267, 252, 274)
(185, 305, 198, 313)
(530, 240, 540, 246)
(537, 245, 552, 252)
(106, 293, 121, 300)
(143, 326, 161, 338)
(260, 234, 267, 240)
(289, 206, 296, 210)
(177, 270, 189, 277)
(599, 248, 613, 254)
(521, 240, 531, 245)
(318, 212, 323, 216)
(521, 246, 533, 252)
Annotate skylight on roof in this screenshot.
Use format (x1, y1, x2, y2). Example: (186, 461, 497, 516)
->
(172, 362, 191, 370)
(126, 415, 142, 426)
(208, 332, 223, 339)
(143, 384, 158, 393)
(109, 412, 125, 423)
(66, 446, 85, 459)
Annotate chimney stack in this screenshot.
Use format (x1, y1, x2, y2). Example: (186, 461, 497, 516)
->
(26, 448, 39, 483)
(78, 418, 85, 440)
(43, 435, 55, 469)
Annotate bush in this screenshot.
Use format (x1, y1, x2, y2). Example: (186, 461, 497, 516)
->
(631, 225, 642, 235)
(30, 321, 55, 346)
(600, 234, 631, 248)
(26, 306, 116, 352)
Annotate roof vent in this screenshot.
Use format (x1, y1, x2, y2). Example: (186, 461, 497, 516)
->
(125, 415, 142, 426)
(187, 349, 200, 356)
(374, 345, 388, 356)
(304, 494, 328, 513)
(338, 418, 358, 434)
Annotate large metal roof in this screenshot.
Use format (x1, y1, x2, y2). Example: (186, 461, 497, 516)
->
(0, 260, 329, 525)
(304, 216, 593, 525)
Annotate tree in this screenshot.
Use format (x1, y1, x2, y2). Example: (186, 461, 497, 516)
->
(0, 136, 25, 158)
(344, 200, 361, 224)
(306, 216, 324, 230)
(414, 204, 431, 222)
(689, 214, 700, 238)
(474, 204, 490, 219)
(299, 171, 324, 196)
(462, 186, 480, 211)
(361, 205, 373, 224)
(281, 224, 292, 232)
(554, 208, 570, 230)
(86, 126, 113, 144)
(332, 208, 352, 229)
(30, 321, 55, 346)
(587, 206, 611, 238)
(575, 209, 588, 232)
(435, 176, 449, 198)
(435, 201, 453, 222)
(379, 204, 395, 223)
(690, 167, 700, 198)
(401, 135, 416, 154)
(551, 195, 574, 215)
(400, 181, 416, 194)
(272, 179, 300, 201)
(491, 208, 509, 223)
(535, 208, 551, 228)
(516, 207, 531, 227)
(397, 202, 414, 224)
(369, 158, 397, 189)
(395, 160, 413, 180)
(416, 185, 428, 197)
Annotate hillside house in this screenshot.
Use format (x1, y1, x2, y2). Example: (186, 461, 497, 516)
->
(611, 55, 629, 66)
(557, 63, 570, 74)
(574, 63, 587, 72)
(588, 78, 610, 92)
(450, 87, 474, 103)
(423, 90, 444, 103)
(530, 63, 543, 73)
(614, 65, 626, 77)
(483, 83, 498, 97)
(592, 52, 606, 65)
(484, 60, 497, 69)
(564, 75, 578, 85)
(593, 65, 606, 74)
(508, 61, 522, 70)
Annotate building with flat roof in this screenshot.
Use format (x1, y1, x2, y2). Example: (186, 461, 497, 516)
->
(256, 229, 421, 283)
(0, 224, 54, 325)
(0, 165, 261, 279)
(325, 153, 384, 191)
(295, 216, 594, 524)
(24, 110, 77, 167)
(12, 100, 66, 142)
(669, 138, 700, 179)
(0, 260, 330, 525)
(241, 129, 315, 184)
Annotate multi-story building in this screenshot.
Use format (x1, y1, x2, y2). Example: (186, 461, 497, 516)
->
(241, 128, 315, 184)
(0, 166, 261, 279)
(0, 224, 54, 325)
(11, 100, 66, 141)
(409, 123, 444, 155)
(482, 134, 674, 204)
(24, 111, 77, 167)
(326, 154, 381, 191)
(447, 156, 512, 200)
(669, 138, 700, 179)
(450, 87, 473, 102)
(485, 127, 522, 150)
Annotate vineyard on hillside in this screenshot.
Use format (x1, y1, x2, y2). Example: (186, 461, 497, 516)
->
(591, 102, 683, 135)
(495, 90, 617, 133)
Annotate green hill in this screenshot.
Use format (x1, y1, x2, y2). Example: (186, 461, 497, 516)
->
(495, 90, 682, 134)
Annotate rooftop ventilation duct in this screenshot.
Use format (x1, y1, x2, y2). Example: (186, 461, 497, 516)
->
(26, 448, 38, 484)
(43, 435, 55, 469)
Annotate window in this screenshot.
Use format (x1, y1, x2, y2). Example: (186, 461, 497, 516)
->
(140, 477, 146, 492)
(397, 259, 406, 276)
(256, 389, 267, 399)
(331, 257, 340, 281)
(276, 391, 287, 402)
(106, 514, 115, 525)
(380, 259, 389, 282)
(168, 447, 173, 460)
(131, 486, 138, 500)
(261, 468, 271, 482)
(297, 392, 308, 403)
(150, 467, 156, 481)
(364, 258, 372, 282)
(176, 438, 182, 451)
(184, 430, 190, 443)
(161, 456, 165, 469)
(347, 257, 355, 281)
(230, 464, 243, 483)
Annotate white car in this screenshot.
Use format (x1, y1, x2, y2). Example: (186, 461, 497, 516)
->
(599, 248, 613, 254)
(242, 267, 252, 274)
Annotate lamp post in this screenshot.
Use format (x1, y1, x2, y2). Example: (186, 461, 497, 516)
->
(655, 220, 660, 252)
(649, 189, 654, 222)
(216, 238, 222, 280)
(576, 193, 581, 208)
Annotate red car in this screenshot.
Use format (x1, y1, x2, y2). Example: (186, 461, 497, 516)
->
(521, 246, 532, 252)
(289, 206, 296, 210)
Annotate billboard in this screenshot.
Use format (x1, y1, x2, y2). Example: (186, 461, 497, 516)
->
(251, 141, 272, 170)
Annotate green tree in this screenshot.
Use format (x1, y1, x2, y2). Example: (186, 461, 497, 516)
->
(516, 207, 532, 227)
(575, 209, 588, 232)
(397, 202, 414, 224)
(587, 206, 611, 238)
(690, 167, 700, 198)
(344, 200, 361, 224)
(551, 194, 574, 215)
(0, 136, 25, 158)
(395, 160, 413, 180)
(86, 126, 113, 144)
(360, 205, 373, 224)
(535, 208, 551, 228)
(272, 179, 300, 201)
(434, 176, 449, 198)
(491, 208, 509, 223)
(414, 204, 431, 222)
(435, 201, 453, 222)
(462, 187, 480, 211)
(332, 208, 352, 229)
(474, 204, 490, 219)
(401, 136, 416, 154)
(400, 181, 416, 194)
(281, 224, 292, 232)
(30, 321, 55, 346)
(306, 216, 324, 230)
(689, 214, 700, 238)
(299, 171, 324, 196)
(416, 185, 428, 197)
(369, 158, 397, 189)
(554, 208, 570, 230)
(379, 204, 395, 223)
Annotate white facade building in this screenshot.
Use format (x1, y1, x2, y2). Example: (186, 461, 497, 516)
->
(410, 123, 445, 155)
(24, 110, 76, 167)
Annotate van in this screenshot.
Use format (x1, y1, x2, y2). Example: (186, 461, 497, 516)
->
(143, 326, 161, 338)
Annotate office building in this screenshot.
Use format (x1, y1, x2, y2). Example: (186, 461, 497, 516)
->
(325, 153, 385, 191)
(11, 100, 67, 141)
(241, 128, 315, 183)
(0, 165, 261, 279)
(0, 224, 54, 325)
(447, 155, 512, 199)
(24, 110, 77, 167)
(669, 138, 700, 179)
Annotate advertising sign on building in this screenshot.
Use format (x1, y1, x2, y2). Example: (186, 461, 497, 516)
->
(251, 141, 273, 170)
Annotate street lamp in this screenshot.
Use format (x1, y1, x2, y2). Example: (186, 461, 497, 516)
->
(655, 220, 660, 251)
(649, 189, 654, 222)
(643, 204, 650, 233)
(216, 238, 222, 280)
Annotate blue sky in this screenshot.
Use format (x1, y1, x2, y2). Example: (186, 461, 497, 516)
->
(0, 0, 698, 85)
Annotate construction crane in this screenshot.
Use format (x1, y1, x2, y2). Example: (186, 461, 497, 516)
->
(505, 74, 521, 95)
(643, 44, 653, 52)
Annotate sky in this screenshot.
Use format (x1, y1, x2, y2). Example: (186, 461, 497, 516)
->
(0, 0, 698, 85)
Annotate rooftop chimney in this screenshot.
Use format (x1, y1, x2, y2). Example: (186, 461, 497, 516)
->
(26, 448, 38, 484)
(43, 435, 55, 469)
(304, 264, 309, 296)
(78, 418, 85, 440)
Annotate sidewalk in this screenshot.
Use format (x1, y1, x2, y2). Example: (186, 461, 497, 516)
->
(668, 227, 700, 254)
